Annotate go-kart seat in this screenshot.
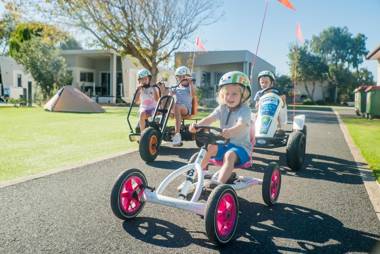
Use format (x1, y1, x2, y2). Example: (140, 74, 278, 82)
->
(208, 116, 256, 169)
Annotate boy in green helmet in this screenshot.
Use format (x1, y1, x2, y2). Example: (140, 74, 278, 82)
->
(189, 71, 252, 188)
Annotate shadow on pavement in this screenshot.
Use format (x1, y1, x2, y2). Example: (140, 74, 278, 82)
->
(253, 148, 366, 184)
(121, 202, 379, 253)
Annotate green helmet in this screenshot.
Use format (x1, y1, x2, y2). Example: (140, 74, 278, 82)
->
(257, 70, 275, 82)
(137, 68, 152, 79)
(175, 66, 191, 76)
(218, 71, 252, 102)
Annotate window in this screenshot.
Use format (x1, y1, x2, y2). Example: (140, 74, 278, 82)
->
(17, 74, 22, 87)
(80, 72, 94, 82)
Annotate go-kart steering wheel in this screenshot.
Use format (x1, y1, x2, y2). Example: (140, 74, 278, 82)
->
(194, 125, 228, 146)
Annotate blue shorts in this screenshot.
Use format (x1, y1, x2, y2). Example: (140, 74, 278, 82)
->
(213, 142, 250, 167)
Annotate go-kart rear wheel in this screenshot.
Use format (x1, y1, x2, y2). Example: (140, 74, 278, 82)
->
(110, 168, 147, 220)
(262, 162, 281, 206)
(139, 127, 160, 162)
(205, 184, 239, 245)
(286, 131, 306, 171)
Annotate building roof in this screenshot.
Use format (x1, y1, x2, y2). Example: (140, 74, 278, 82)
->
(61, 49, 119, 59)
(366, 44, 380, 60)
(175, 50, 274, 68)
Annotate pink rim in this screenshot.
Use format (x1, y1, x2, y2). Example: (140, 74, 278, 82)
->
(216, 192, 237, 238)
(270, 169, 280, 200)
(120, 176, 144, 214)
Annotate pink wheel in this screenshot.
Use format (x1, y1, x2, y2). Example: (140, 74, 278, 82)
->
(111, 168, 147, 220)
(205, 185, 239, 245)
(262, 162, 281, 206)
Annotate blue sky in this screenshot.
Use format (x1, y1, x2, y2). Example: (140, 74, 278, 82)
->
(189, 0, 380, 81)
(1, 1, 379, 81)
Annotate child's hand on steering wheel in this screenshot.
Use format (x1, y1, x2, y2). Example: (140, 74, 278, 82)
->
(221, 128, 233, 139)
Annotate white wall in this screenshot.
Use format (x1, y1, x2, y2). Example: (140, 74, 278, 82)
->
(0, 56, 35, 99)
(295, 81, 329, 101)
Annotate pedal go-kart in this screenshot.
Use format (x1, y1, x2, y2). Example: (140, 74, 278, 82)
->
(254, 87, 307, 171)
(111, 126, 281, 245)
(126, 84, 199, 162)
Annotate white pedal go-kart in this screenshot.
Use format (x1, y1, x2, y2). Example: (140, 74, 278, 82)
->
(255, 88, 307, 171)
(110, 126, 281, 245)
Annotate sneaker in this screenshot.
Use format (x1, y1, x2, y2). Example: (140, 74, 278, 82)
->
(226, 172, 237, 184)
(206, 180, 221, 189)
(172, 133, 182, 146)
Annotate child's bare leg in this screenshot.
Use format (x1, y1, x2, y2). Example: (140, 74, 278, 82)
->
(139, 112, 148, 132)
(174, 104, 187, 133)
(217, 151, 237, 183)
(201, 144, 217, 170)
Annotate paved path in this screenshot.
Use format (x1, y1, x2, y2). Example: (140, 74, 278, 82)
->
(1, 108, 379, 253)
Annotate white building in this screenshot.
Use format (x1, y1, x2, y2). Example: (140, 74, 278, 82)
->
(0, 56, 35, 100)
(367, 44, 380, 86)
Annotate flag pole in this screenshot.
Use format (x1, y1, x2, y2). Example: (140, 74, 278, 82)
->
(250, 0, 269, 82)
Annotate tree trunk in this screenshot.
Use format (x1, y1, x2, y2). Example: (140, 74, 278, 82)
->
(303, 82, 315, 102)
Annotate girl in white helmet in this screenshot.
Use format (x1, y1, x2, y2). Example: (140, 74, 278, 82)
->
(171, 66, 196, 146)
(135, 68, 160, 132)
(189, 71, 252, 187)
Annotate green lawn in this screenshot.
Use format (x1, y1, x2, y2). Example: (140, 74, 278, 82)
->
(340, 114, 380, 182)
(0, 106, 211, 182)
(0, 106, 138, 182)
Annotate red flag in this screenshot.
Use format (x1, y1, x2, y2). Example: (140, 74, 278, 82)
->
(278, 0, 296, 10)
(296, 23, 304, 44)
(195, 36, 207, 51)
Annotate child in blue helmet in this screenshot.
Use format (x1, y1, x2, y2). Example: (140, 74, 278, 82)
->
(135, 68, 160, 132)
(189, 71, 252, 187)
(171, 66, 196, 146)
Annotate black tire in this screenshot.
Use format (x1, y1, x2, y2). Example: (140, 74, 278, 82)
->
(368, 114, 374, 120)
(301, 125, 307, 137)
(355, 110, 360, 116)
(205, 185, 239, 245)
(139, 127, 160, 162)
(286, 131, 306, 171)
(110, 168, 147, 220)
(262, 162, 281, 206)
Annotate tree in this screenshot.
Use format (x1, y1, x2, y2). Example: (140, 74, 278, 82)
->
(43, 0, 222, 81)
(13, 37, 72, 99)
(276, 74, 292, 95)
(9, 23, 71, 99)
(310, 26, 368, 70)
(310, 27, 369, 102)
(59, 37, 82, 50)
(0, 1, 22, 55)
(9, 22, 67, 56)
(288, 44, 328, 102)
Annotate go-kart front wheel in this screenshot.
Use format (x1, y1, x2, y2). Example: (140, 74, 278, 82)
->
(286, 131, 306, 171)
(139, 127, 160, 162)
(262, 162, 281, 206)
(110, 168, 147, 220)
(205, 185, 239, 245)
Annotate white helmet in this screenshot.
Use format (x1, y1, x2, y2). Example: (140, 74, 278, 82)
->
(175, 66, 191, 76)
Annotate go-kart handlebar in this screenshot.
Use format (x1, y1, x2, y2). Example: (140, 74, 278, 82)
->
(194, 125, 228, 146)
(194, 125, 223, 133)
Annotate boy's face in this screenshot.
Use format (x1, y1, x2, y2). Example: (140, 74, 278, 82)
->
(259, 76, 272, 89)
(176, 75, 190, 86)
(139, 76, 150, 86)
(223, 84, 242, 108)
